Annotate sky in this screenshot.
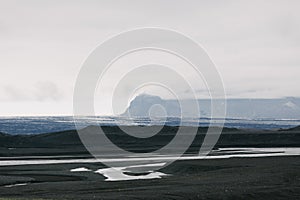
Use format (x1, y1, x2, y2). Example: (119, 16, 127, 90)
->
(0, 0, 300, 116)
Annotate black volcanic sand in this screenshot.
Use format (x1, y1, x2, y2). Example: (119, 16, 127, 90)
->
(0, 156, 299, 200)
(0, 126, 299, 199)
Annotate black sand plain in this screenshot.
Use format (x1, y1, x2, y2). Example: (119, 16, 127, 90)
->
(0, 126, 299, 199)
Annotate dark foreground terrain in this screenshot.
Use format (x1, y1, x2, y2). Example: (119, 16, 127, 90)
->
(0, 125, 299, 199)
(0, 156, 299, 200)
(1, 125, 300, 157)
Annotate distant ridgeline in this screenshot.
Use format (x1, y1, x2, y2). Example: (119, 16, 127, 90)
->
(122, 94, 300, 119)
(1, 95, 300, 135)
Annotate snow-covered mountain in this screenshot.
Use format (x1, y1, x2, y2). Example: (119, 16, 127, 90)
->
(122, 94, 300, 119)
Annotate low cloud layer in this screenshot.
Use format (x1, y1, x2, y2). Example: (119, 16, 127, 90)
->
(1, 81, 64, 102)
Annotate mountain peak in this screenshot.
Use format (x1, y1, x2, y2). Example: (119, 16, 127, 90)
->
(122, 94, 180, 117)
(122, 95, 300, 119)
(130, 94, 163, 104)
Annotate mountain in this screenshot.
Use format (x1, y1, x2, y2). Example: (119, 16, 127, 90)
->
(281, 125, 300, 132)
(123, 95, 300, 119)
(122, 94, 180, 117)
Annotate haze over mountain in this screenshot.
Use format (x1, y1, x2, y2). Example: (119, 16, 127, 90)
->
(123, 94, 300, 119)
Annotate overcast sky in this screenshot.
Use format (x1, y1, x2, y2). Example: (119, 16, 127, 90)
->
(0, 0, 300, 116)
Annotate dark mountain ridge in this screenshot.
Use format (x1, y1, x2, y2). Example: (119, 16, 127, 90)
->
(0, 125, 299, 157)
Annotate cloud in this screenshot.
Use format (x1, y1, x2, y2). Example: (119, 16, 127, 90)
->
(1, 81, 63, 102)
(34, 81, 63, 101)
(0, 0, 300, 115)
(2, 85, 30, 101)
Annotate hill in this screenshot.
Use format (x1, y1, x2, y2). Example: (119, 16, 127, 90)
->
(280, 125, 300, 132)
(0, 125, 299, 157)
